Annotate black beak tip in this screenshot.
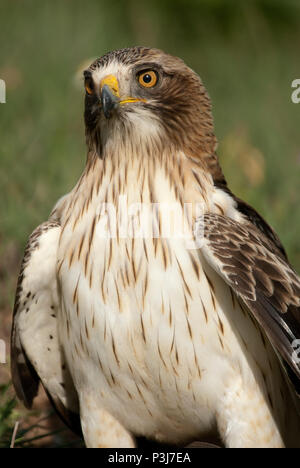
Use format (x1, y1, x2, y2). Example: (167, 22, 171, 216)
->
(101, 85, 119, 119)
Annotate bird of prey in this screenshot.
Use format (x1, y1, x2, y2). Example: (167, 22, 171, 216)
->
(11, 47, 300, 448)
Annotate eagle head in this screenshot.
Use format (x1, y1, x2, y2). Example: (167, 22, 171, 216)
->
(83, 47, 217, 159)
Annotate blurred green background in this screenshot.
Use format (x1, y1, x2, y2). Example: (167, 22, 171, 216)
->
(0, 0, 299, 445)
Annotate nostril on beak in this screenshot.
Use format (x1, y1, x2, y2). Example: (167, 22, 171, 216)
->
(101, 85, 119, 119)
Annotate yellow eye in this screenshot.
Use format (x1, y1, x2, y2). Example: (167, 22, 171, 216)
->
(85, 79, 94, 95)
(138, 70, 158, 88)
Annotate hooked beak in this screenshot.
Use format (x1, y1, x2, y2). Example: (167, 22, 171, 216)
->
(100, 74, 146, 119)
(101, 84, 119, 119)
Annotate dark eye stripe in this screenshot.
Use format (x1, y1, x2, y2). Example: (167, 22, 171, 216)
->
(85, 77, 95, 95)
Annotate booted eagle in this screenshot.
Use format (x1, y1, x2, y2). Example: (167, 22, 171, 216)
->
(11, 47, 300, 448)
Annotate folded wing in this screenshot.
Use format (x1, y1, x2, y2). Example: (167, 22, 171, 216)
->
(11, 221, 80, 433)
(199, 213, 300, 395)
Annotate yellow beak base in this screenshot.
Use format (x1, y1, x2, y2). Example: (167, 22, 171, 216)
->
(100, 74, 147, 114)
(100, 75, 120, 97)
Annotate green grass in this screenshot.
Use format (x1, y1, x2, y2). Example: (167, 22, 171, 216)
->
(0, 384, 84, 448)
(0, 384, 17, 447)
(0, 0, 300, 446)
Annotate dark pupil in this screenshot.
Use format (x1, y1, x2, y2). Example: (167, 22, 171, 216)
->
(143, 73, 152, 83)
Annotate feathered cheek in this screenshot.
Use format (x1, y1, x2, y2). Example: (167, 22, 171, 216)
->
(124, 106, 163, 139)
(84, 99, 102, 132)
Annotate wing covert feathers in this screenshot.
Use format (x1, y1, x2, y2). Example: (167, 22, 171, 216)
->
(199, 213, 300, 386)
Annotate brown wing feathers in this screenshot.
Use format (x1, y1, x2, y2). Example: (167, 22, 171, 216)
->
(201, 213, 300, 381)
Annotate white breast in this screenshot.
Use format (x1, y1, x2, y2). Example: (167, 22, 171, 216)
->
(57, 155, 287, 445)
